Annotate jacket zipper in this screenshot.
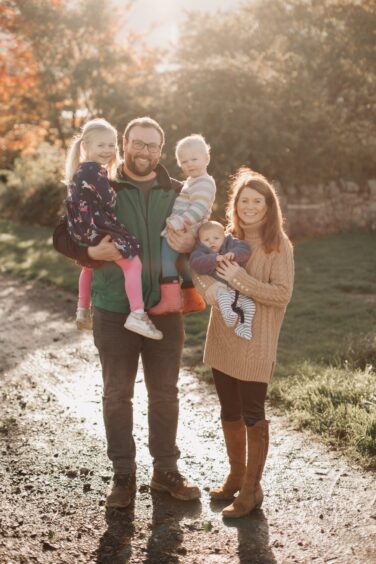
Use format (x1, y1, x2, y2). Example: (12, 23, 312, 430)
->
(138, 188, 153, 307)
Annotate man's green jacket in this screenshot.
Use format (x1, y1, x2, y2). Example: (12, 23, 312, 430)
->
(53, 164, 182, 313)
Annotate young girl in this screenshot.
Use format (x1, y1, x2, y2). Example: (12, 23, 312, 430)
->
(65, 118, 162, 340)
(148, 134, 215, 315)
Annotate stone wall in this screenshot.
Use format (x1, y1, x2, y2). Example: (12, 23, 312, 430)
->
(276, 179, 376, 239)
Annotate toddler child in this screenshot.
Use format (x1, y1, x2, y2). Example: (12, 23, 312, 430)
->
(149, 134, 216, 315)
(190, 221, 256, 340)
(65, 118, 162, 340)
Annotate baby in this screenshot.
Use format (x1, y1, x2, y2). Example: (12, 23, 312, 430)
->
(149, 134, 216, 315)
(190, 221, 256, 340)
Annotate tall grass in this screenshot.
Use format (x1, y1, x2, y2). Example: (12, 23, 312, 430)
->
(269, 363, 375, 468)
(0, 220, 375, 467)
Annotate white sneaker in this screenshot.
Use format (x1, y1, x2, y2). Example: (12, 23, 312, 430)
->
(76, 307, 92, 331)
(124, 312, 163, 340)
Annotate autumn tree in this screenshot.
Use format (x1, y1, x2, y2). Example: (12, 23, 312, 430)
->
(0, 0, 160, 224)
(0, 0, 157, 165)
(0, 2, 44, 164)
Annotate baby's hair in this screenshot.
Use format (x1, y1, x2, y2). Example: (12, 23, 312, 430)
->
(198, 220, 225, 238)
(64, 118, 120, 184)
(175, 134, 211, 166)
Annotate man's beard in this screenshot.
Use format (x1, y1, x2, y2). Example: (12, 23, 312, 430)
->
(124, 152, 158, 177)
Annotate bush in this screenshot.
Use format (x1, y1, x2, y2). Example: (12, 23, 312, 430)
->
(0, 143, 65, 227)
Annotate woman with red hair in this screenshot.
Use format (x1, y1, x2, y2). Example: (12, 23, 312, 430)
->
(194, 167, 294, 518)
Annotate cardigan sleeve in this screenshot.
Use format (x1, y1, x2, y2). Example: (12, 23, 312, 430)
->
(191, 271, 220, 299)
(227, 238, 294, 307)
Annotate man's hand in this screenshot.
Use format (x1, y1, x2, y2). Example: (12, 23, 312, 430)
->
(166, 225, 196, 253)
(205, 281, 227, 306)
(87, 235, 122, 261)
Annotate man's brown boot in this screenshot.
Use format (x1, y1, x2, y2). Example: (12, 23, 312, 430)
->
(150, 470, 201, 500)
(106, 472, 136, 508)
(223, 420, 269, 518)
(210, 419, 246, 501)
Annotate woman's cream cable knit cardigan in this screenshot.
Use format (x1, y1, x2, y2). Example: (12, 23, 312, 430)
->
(192, 220, 294, 383)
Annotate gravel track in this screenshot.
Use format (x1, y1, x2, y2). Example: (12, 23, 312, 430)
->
(0, 273, 375, 563)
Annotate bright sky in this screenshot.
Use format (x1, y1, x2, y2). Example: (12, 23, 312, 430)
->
(121, 0, 240, 48)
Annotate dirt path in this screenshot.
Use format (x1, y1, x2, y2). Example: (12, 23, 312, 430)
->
(0, 273, 375, 564)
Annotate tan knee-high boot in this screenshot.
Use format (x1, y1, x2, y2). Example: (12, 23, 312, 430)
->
(222, 419, 269, 518)
(210, 419, 246, 501)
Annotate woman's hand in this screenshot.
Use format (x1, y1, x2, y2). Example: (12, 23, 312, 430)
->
(166, 225, 196, 253)
(87, 235, 122, 261)
(216, 258, 240, 282)
(205, 281, 227, 306)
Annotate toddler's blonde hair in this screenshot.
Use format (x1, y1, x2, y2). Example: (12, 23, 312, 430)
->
(175, 134, 211, 166)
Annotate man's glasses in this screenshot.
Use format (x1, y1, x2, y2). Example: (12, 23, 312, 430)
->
(131, 139, 161, 154)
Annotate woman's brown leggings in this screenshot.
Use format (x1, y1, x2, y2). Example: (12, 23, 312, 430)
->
(212, 368, 268, 427)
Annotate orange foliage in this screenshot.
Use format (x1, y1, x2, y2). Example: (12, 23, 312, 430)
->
(0, 124, 48, 157)
(0, 0, 160, 165)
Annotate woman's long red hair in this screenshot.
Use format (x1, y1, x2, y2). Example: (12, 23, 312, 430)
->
(226, 167, 287, 253)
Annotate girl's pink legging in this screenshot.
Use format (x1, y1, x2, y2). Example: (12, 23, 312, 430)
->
(78, 256, 144, 311)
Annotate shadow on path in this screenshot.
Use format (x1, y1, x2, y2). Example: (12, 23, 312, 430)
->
(97, 491, 203, 563)
(211, 500, 277, 564)
(97, 505, 135, 563)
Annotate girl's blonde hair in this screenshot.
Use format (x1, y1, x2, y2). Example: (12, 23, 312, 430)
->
(64, 118, 120, 184)
(226, 167, 288, 254)
(175, 134, 210, 165)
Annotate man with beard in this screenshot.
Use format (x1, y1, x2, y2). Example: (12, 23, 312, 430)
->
(53, 117, 201, 508)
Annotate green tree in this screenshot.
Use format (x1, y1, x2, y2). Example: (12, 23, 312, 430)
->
(159, 0, 376, 207)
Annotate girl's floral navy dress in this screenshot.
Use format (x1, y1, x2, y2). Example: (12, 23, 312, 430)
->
(66, 162, 141, 258)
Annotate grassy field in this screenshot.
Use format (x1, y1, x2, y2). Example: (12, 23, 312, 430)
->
(0, 219, 375, 468)
(0, 220, 79, 293)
